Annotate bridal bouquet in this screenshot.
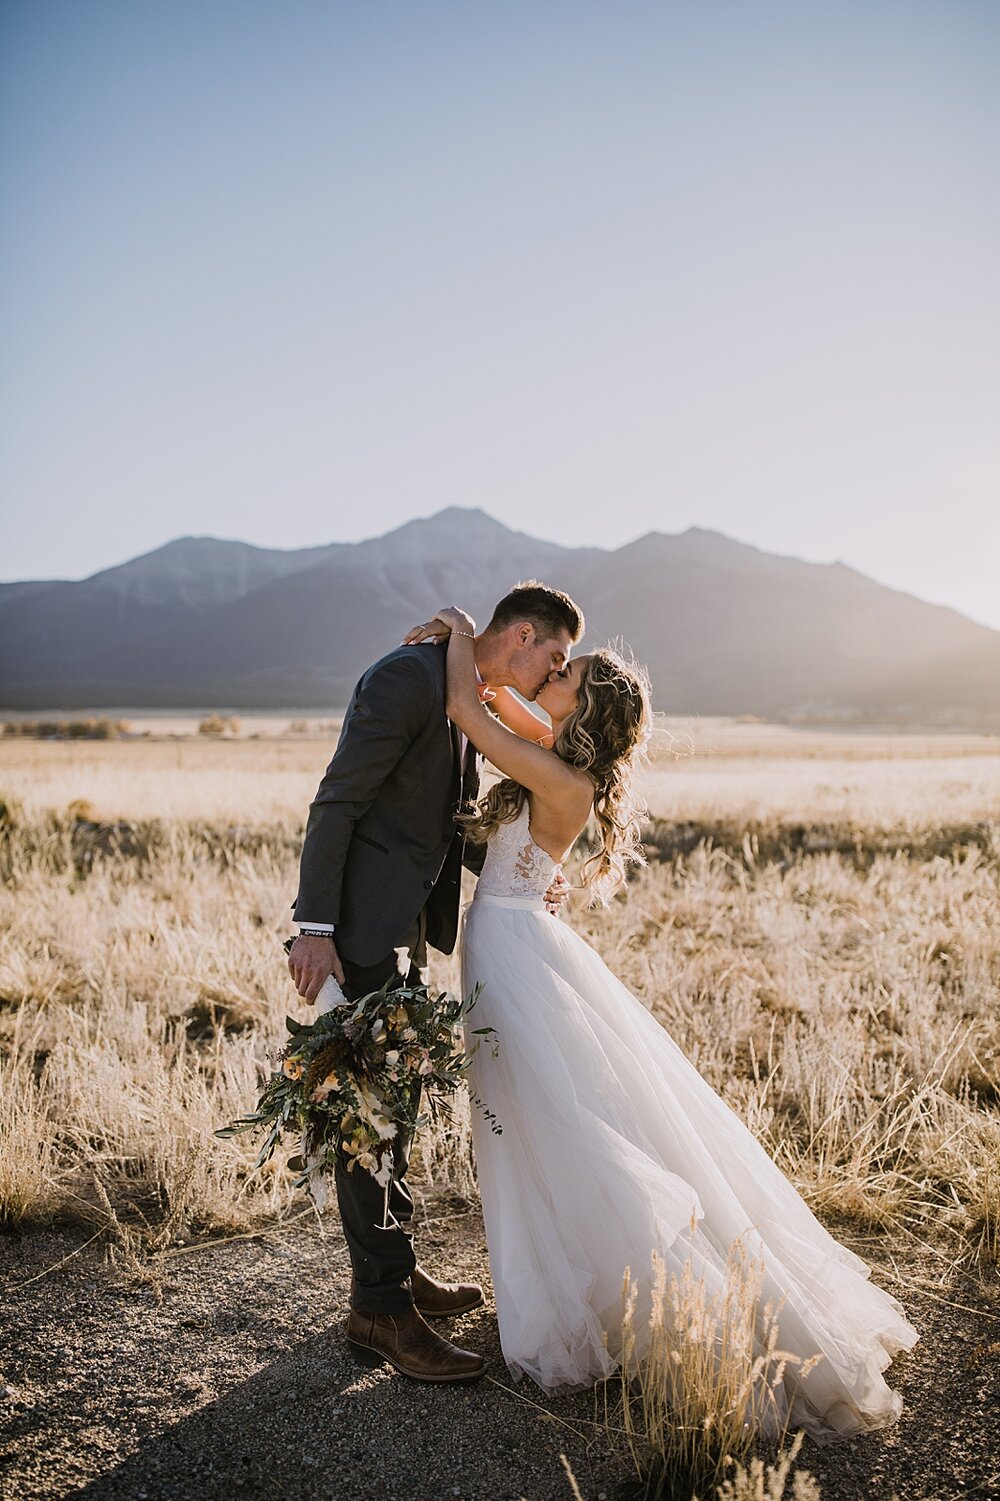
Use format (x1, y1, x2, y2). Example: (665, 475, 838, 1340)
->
(216, 965, 493, 1212)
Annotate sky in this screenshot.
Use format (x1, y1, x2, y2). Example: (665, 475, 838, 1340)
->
(1, 1, 998, 627)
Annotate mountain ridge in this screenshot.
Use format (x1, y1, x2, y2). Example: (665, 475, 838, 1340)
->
(1, 509, 997, 724)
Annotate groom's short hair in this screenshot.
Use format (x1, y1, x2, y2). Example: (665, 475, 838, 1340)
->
(485, 581, 584, 643)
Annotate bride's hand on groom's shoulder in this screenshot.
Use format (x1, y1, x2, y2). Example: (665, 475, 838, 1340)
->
(435, 605, 476, 636)
(402, 605, 476, 646)
(402, 617, 450, 646)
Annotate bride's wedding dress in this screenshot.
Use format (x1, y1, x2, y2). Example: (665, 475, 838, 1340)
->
(461, 803, 917, 1439)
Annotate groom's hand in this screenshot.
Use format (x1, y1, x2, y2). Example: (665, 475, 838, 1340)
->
(543, 872, 570, 916)
(288, 934, 345, 1002)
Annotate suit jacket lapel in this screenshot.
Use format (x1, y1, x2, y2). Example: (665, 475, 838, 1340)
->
(448, 717, 463, 800)
(462, 743, 481, 803)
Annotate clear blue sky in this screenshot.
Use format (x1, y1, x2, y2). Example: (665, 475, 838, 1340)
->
(2, 1, 998, 625)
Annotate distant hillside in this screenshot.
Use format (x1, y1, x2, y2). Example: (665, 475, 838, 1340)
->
(1, 508, 998, 726)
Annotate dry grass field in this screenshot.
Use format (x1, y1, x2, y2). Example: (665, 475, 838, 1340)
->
(2, 720, 999, 1500)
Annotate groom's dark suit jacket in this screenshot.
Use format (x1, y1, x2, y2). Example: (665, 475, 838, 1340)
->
(293, 643, 482, 967)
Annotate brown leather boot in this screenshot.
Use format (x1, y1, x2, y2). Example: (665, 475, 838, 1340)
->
(345, 1304, 485, 1383)
(350, 1271, 484, 1319)
(410, 1264, 484, 1319)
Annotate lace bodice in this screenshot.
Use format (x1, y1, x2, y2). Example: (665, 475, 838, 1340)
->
(476, 801, 561, 899)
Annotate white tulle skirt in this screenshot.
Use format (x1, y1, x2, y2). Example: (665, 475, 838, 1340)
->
(461, 894, 917, 1440)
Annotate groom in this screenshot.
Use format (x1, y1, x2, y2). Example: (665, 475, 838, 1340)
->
(288, 580, 584, 1382)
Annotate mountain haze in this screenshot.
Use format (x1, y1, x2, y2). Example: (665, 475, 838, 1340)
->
(1, 508, 997, 724)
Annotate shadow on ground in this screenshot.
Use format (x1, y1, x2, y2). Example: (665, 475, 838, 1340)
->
(61, 1316, 612, 1501)
(2, 1217, 998, 1501)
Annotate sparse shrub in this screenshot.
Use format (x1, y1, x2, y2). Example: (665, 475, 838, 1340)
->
(286, 718, 342, 737)
(0, 795, 23, 827)
(1, 718, 126, 739)
(198, 715, 240, 737)
(66, 797, 98, 823)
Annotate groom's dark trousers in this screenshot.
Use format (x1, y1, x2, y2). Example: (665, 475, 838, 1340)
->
(335, 912, 428, 1316)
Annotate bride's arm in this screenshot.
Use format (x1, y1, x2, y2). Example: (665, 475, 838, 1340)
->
(401, 613, 553, 746)
(487, 687, 554, 747)
(437, 609, 591, 807)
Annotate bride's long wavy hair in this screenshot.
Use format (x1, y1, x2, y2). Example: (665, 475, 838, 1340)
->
(458, 646, 652, 903)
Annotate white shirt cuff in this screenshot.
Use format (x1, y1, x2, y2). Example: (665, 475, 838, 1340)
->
(297, 922, 335, 934)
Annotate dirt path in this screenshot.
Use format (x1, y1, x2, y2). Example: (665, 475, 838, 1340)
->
(1, 1197, 998, 1501)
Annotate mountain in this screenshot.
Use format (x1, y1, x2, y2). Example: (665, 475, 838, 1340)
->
(564, 530, 1000, 720)
(0, 536, 345, 687)
(1, 508, 998, 725)
(85, 535, 350, 611)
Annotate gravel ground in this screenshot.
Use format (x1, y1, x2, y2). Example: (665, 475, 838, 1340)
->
(1, 1195, 998, 1501)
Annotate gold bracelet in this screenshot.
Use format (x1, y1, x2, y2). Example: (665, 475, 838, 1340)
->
(451, 629, 475, 638)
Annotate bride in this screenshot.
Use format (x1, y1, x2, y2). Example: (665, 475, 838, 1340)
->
(404, 604, 917, 1441)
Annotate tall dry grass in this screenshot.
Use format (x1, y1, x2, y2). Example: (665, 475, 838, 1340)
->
(614, 1239, 816, 1498)
(0, 1019, 58, 1229)
(713, 1435, 820, 1501)
(1, 734, 998, 1496)
(3, 792, 998, 1265)
(0, 812, 299, 1244)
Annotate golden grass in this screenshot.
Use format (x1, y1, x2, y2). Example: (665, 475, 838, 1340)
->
(0, 1020, 58, 1229)
(0, 736, 330, 823)
(615, 1240, 808, 1498)
(1, 731, 998, 1253)
(0, 819, 298, 1240)
(2, 719, 998, 828)
(1, 730, 998, 1495)
(644, 754, 1000, 832)
(713, 1434, 820, 1501)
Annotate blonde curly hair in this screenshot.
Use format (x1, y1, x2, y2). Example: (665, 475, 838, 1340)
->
(458, 646, 652, 903)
